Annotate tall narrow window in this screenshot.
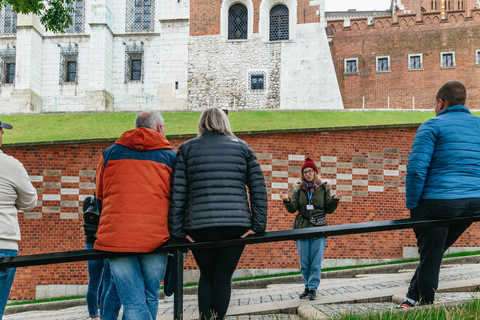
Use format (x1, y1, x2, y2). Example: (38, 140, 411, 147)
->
(270, 4, 289, 41)
(228, 4, 248, 40)
(431, 0, 434, 10)
(0, 5, 17, 34)
(476, 50, 480, 65)
(5, 63, 15, 84)
(126, 0, 154, 32)
(66, 0, 85, 33)
(0, 45, 16, 85)
(131, 59, 141, 81)
(125, 41, 144, 83)
(59, 43, 79, 84)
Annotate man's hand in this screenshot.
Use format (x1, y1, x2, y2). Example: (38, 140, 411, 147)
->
(186, 235, 195, 243)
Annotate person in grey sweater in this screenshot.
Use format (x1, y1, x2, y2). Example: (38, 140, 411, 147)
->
(0, 120, 37, 319)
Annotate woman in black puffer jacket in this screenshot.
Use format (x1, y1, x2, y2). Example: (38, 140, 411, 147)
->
(169, 108, 268, 320)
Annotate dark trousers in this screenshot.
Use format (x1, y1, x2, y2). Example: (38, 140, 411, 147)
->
(163, 255, 175, 297)
(189, 227, 248, 320)
(407, 198, 480, 304)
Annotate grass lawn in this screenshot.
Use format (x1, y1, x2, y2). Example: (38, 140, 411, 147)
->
(0, 110, 445, 144)
(329, 298, 480, 320)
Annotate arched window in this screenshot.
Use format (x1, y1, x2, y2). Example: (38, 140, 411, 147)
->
(269, 4, 289, 41)
(431, 0, 434, 10)
(228, 4, 248, 39)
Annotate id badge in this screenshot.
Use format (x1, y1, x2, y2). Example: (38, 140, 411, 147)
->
(306, 204, 314, 210)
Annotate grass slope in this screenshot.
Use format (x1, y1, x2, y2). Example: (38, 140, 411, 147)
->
(0, 110, 442, 144)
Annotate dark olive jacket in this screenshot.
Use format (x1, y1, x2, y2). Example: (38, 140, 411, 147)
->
(283, 179, 339, 229)
(168, 131, 268, 238)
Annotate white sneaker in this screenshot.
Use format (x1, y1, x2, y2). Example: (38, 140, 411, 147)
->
(164, 294, 174, 302)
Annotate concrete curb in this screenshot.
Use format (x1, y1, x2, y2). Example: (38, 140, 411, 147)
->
(5, 255, 480, 315)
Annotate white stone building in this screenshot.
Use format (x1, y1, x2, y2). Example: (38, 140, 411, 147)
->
(0, 0, 343, 113)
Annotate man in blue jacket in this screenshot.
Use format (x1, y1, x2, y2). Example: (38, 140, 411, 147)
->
(398, 80, 480, 308)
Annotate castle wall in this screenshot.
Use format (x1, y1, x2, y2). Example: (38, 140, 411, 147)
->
(328, 10, 480, 109)
(4, 125, 480, 300)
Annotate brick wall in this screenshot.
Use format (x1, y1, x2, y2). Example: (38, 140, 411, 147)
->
(4, 125, 480, 299)
(328, 10, 480, 109)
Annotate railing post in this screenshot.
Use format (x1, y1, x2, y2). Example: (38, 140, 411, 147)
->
(173, 248, 184, 320)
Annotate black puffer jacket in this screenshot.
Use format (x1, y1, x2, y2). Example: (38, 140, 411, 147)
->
(168, 131, 268, 238)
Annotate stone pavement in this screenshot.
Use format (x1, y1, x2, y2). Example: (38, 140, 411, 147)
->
(4, 263, 480, 320)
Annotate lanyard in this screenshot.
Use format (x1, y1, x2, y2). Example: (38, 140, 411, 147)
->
(306, 183, 313, 203)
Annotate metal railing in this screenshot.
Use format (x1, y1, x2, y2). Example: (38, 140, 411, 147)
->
(2, 215, 480, 319)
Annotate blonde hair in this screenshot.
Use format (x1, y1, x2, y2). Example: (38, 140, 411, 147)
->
(300, 170, 320, 188)
(198, 108, 235, 137)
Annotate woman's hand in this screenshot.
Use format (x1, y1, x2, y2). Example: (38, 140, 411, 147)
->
(333, 190, 343, 200)
(279, 191, 290, 202)
(241, 229, 256, 238)
(186, 235, 195, 243)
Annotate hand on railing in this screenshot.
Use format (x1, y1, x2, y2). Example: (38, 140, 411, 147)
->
(240, 229, 256, 238)
(186, 235, 195, 243)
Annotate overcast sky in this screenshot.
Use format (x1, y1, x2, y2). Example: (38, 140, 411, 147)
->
(325, 0, 392, 11)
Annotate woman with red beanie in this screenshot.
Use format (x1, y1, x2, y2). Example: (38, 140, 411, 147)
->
(280, 157, 342, 300)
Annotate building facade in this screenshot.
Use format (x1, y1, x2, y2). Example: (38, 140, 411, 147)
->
(0, 0, 343, 113)
(0, 0, 189, 113)
(327, 0, 480, 109)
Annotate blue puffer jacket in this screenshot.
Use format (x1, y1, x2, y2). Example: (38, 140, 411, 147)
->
(406, 105, 480, 209)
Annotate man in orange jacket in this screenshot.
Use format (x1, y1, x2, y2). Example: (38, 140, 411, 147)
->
(95, 111, 176, 320)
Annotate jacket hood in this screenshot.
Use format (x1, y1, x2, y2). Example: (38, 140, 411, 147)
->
(115, 127, 172, 151)
(293, 179, 331, 192)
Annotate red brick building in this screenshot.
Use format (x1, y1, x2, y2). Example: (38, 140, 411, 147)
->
(4, 125, 480, 300)
(328, 0, 480, 109)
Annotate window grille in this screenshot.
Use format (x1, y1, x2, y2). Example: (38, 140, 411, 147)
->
(410, 56, 421, 69)
(126, 0, 154, 32)
(124, 41, 144, 83)
(0, 5, 17, 35)
(248, 71, 266, 92)
(0, 45, 16, 85)
(346, 60, 357, 73)
(65, 0, 85, 33)
(228, 4, 248, 40)
(377, 58, 389, 71)
(442, 53, 454, 67)
(59, 43, 79, 84)
(269, 4, 289, 41)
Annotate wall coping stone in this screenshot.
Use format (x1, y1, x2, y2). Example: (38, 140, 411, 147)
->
(2, 123, 421, 148)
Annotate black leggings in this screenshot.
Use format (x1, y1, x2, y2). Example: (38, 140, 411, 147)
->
(188, 227, 248, 320)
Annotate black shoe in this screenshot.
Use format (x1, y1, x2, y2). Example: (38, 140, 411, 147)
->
(397, 298, 416, 309)
(308, 289, 317, 300)
(299, 288, 309, 299)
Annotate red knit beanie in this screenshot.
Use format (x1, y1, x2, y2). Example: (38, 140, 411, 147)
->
(301, 157, 318, 173)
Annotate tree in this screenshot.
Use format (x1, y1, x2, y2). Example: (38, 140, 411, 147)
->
(0, 0, 74, 33)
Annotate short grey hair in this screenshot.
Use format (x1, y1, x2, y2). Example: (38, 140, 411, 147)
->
(198, 108, 235, 137)
(135, 111, 165, 130)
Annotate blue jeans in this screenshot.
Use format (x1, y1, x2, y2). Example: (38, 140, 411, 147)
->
(103, 270, 125, 320)
(86, 243, 104, 318)
(296, 237, 326, 291)
(0, 250, 17, 320)
(109, 253, 167, 320)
